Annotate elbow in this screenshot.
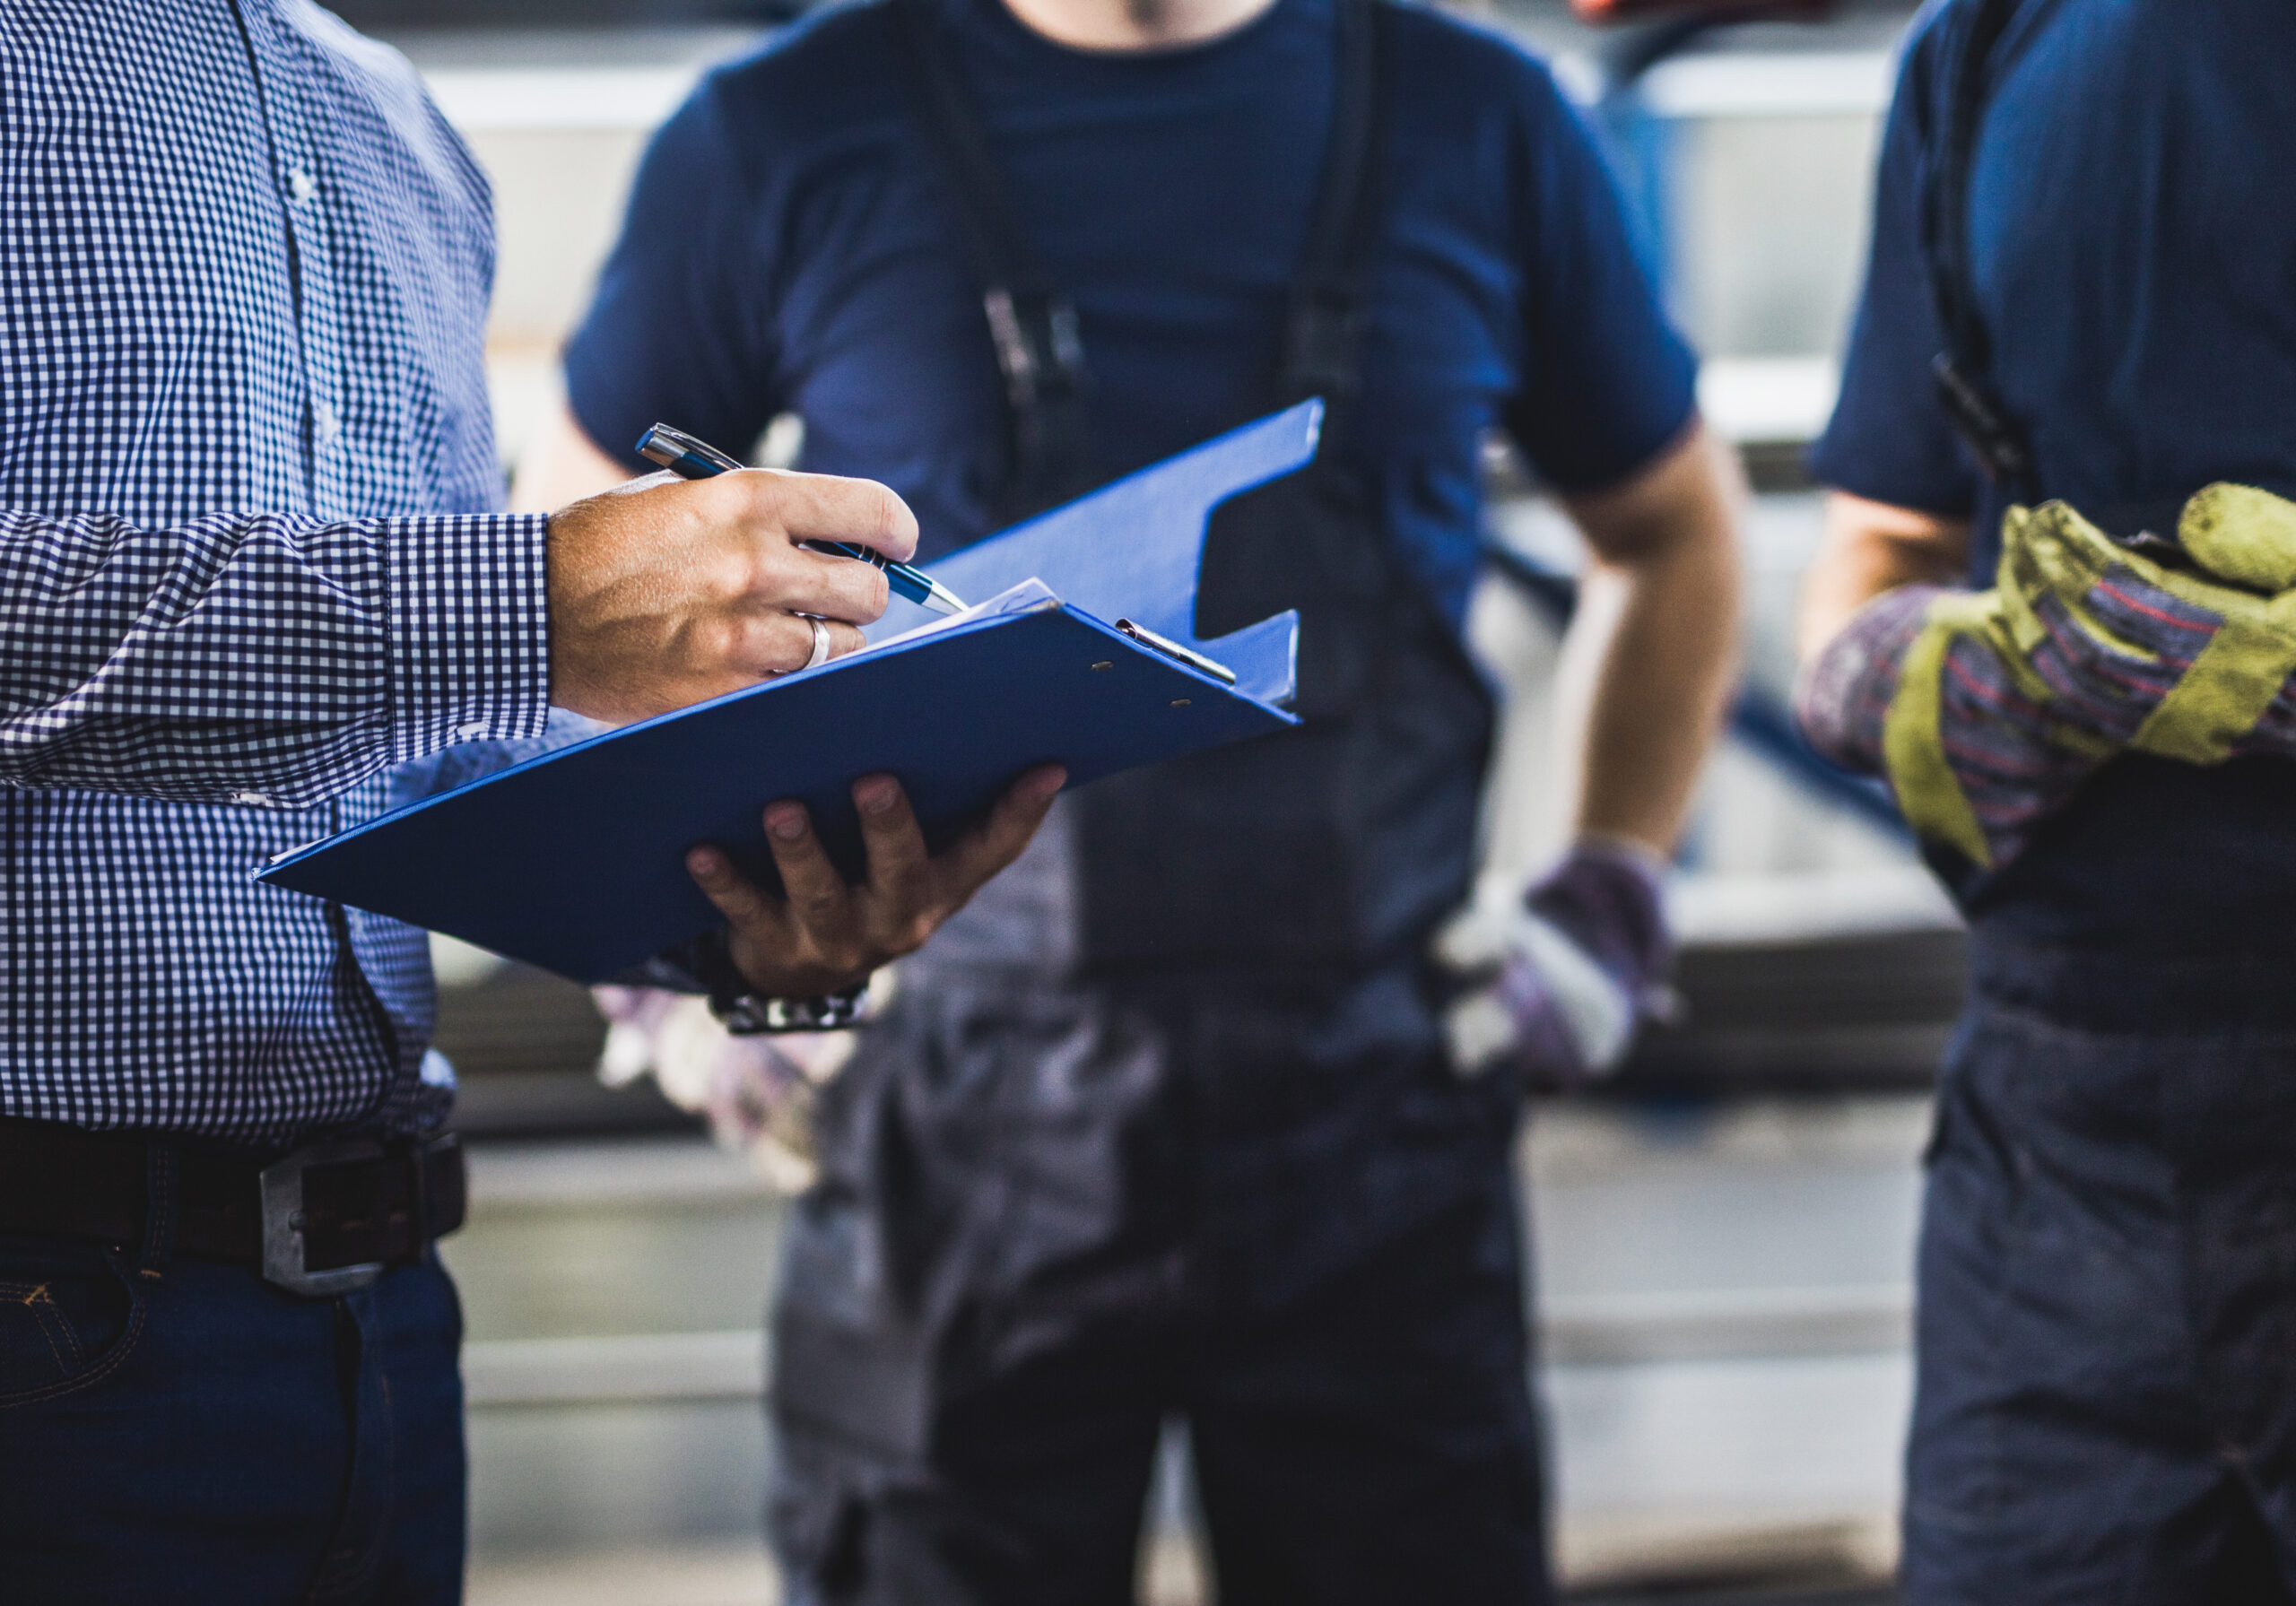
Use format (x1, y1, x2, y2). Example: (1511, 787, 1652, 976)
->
(1797, 491, 1972, 663)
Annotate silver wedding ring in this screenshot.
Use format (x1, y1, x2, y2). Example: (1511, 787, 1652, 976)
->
(804, 615, 832, 672)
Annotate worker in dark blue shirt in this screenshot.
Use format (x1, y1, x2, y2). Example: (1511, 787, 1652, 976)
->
(523, 0, 1740, 1596)
(1797, 0, 2296, 1597)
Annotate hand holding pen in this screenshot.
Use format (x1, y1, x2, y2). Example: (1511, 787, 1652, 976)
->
(544, 446, 924, 725)
(637, 424, 968, 623)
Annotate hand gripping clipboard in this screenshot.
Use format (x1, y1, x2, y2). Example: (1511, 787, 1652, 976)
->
(257, 402, 1323, 983)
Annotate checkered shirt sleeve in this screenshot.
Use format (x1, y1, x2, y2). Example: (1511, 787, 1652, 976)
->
(0, 508, 549, 809)
(0, 0, 556, 1142)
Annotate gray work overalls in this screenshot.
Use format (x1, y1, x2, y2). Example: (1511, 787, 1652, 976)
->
(767, 3, 1551, 1600)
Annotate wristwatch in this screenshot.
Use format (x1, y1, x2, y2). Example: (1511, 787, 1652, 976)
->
(675, 928, 873, 1037)
(715, 984, 870, 1036)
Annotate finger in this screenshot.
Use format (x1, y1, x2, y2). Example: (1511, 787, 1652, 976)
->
(775, 544, 893, 626)
(707, 521, 889, 626)
(728, 613, 869, 679)
(819, 617, 870, 660)
(760, 799, 859, 952)
(936, 764, 1065, 898)
(695, 476, 895, 625)
(850, 774, 932, 927)
(752, 469, 918, 565)
(685, 845, 792, 946)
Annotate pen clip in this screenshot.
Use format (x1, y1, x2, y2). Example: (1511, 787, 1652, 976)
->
(636, 423, 744, 476)
(1114, 619, 1238, 686)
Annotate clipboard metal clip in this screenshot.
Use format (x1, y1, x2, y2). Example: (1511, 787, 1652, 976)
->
(1114, 619, 1239, 686)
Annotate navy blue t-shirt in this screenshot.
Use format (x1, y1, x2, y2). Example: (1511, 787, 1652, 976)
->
(563, 0, 1695, 629)
(1812, 0, 2296, 955)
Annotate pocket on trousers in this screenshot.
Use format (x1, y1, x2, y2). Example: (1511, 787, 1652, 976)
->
(0, 1246, 144, 1408)
(770, 1439, 876, 1604)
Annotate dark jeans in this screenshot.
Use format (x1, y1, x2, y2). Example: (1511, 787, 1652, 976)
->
(1906, 939, 2296, 1604)
(769, 966, 1551, 1606)
(0, 1222, 466, 1605)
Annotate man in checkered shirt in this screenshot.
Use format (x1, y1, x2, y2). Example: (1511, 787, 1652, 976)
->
(0, 4, 1061, 1600)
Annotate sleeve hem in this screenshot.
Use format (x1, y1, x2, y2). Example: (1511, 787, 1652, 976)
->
(1533, 382, 1700, 499)
(381, 513, 552, 763)
(1805, 434, 1983, 520)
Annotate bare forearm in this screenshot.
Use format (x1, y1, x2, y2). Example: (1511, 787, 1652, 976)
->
(1570, 537, 1738, 852)
(1559, 422, 1744, 855)
(1798, 491, 1970, 658)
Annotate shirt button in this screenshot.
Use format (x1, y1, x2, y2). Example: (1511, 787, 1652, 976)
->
(312, 399, 339, 447)
(288, 167, 317, 204)
(230, 790, 276, 808)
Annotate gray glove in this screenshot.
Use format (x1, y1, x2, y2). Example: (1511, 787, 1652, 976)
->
(1435, 838, 1675, 1088)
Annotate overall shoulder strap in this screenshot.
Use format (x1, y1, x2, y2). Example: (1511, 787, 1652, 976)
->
(1280, 0, 1381, 450)
(1923, 0, 2039, 503)
(891, 0, 1097, 513)
(891, 0, 1383, 507)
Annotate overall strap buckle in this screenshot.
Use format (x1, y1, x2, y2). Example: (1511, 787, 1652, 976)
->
(1932, 352, 2036, 495)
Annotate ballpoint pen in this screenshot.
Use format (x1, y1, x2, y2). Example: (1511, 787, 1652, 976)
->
(635, 422, 968, 617)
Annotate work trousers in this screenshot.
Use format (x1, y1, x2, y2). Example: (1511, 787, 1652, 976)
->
(1905, 937, 2296, 1604)
(0, 1220, 466, 1605)
(767, 964, 1552, 1606)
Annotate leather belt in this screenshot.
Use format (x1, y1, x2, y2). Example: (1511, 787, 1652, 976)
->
(0, 1117, 467, 1298)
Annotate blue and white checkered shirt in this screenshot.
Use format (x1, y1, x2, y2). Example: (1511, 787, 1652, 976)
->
(0, 1, 552, 1142)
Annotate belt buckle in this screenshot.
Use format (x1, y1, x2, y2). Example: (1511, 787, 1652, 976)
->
(259, 1140, 387, 1298)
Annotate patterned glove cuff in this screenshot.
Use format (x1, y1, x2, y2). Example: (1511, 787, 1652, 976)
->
(1791, 584, 1947, 776)
(1526, 837, 1675, 996)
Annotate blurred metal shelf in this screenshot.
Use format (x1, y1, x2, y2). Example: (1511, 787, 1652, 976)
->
(465, 1543, 1893, 1606)
(1619, 926, 1962, 1095)
(450, 1122, 1916, 1593)
(450, 1071, 700, 1139)
(459, 1280, 1912, 1409)
(466, 1330, 765, 1408)
(1579, 1585, 1894, 1606)
(433, 963, 700, 1138)
(430, 909, 1962, 1148)
(431, 926, 1961, 1148)
(434, 963, 604, 1074)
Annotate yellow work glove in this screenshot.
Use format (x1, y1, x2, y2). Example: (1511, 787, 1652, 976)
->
(1994, 484, 2296, 765)
(1796, 484, 2296, 871)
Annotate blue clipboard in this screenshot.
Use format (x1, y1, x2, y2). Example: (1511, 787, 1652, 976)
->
(257, 402, 1323, 983)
